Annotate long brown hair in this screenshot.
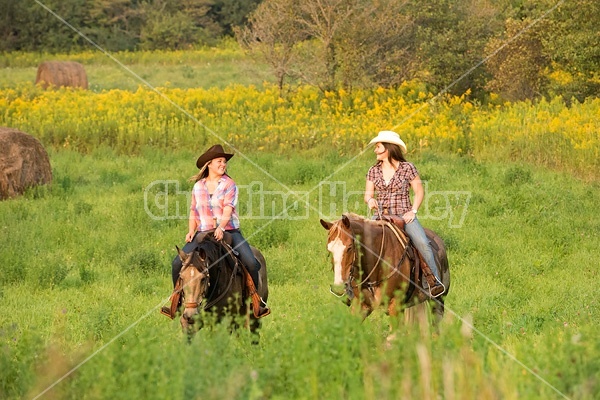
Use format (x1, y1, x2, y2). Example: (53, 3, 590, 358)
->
(189, 161, 210, 182)
(383, 142, 406, 164)
(188, 159, 230, 182)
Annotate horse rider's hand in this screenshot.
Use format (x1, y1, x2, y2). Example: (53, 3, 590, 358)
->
(185, 231, 195, 243)
(367, 198, 378, 209)
(214, 226, 224, 241)
(403, 210, 416, 224)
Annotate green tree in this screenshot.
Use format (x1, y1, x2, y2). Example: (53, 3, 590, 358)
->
(0, 0, 262, 52)
(236, 0, 307, 93)
(139, 11, 200, 50)
(239, 0, 418, 93)
(86, 0, 145, 51)
(209, 0, 263, 36)
(138, 0, 210, 50)
(404, 0, 503, 98)
(2, 0, 89, 51)
(0, 0, 22, 51)
(484, 18, 550, 101)
(542, 0, 600, 101)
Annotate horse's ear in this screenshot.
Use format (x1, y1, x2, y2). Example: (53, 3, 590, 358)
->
(342, 214, 351, 228)
(176, 245, 187, 262)
(198, 248, 207, 260)
(320, 219, 333, 230)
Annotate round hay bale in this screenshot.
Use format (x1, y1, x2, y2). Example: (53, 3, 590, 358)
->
(0, 127, 53, 200)
(35, 61, 88, 90)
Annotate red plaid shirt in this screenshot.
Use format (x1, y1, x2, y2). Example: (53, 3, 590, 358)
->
(366, 161, 418, 215)
(190, 174, 239, 232)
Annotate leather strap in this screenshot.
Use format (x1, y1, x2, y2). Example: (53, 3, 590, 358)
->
(160, 278, 183, 319)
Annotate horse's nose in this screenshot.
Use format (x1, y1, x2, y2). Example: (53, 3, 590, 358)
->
(183, 307, 198, 320)
(330, 283, 345, 296)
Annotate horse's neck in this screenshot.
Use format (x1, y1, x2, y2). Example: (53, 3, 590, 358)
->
(357, 223, 405, 273)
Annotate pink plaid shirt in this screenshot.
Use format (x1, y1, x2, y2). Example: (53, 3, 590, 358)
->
(366, 161, 418, 215)
(190, 174, 240, 232)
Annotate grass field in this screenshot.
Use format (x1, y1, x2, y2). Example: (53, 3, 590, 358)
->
(0, 45, 273, 91)
(1, 148, 598, 399)
(0, 46, 599, 399)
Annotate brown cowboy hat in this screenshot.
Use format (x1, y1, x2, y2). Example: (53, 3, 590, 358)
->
(196, 144, 234, 169)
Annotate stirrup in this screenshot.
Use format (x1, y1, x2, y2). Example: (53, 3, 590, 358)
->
(427, 276, 445, 298)
(255, 305, 271, 318)
(160, 306, 175, 319)
(253, 299, 271, 318)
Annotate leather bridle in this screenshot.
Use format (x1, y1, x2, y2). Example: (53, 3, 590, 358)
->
(180, 241, 241, 311)
(180, 252, 211, 309)
(332, 221, 410, 300)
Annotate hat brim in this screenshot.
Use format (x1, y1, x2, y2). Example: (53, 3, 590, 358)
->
(369, 137, 407, 153)
(196, 152, 234, 169)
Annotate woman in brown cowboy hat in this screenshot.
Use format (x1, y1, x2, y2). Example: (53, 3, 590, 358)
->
(364, 131, 444, 297)
(171, 144, 269, 313)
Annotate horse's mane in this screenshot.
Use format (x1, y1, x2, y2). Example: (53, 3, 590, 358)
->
(343, 213, 385, 228)
(327, 213, 369, 240)
(195, 236, 239, 304)
(344, 212, 389, 227)
(196, 237, 234, 271)
(344, 212, 365, 221)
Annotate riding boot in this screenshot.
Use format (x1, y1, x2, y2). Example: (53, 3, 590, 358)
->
(245, 268, 270, 318)
(419, 255, 445, 298)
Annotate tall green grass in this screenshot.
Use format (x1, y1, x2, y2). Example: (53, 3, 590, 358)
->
(0, 147, 598, 399)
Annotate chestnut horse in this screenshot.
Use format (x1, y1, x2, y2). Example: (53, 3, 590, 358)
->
(320, 213, 450, 325)
(176, 233, 268, 339)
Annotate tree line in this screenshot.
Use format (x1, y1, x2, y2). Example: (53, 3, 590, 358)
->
(237, 0, 599, 102)
(1, 0, 598, 102)
(0, 0, 261, 51)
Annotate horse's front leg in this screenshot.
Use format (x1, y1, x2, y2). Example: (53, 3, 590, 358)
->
(355, 287, 381, 320)
(387, 297, 401, 318)
(349, 296, 373, 320)
(384, 297, 409, 347)
(359, 302, 374, 320)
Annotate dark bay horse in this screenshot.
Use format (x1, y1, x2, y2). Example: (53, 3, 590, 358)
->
(320, 213, 450, 326)
(176, 233, 269, 338)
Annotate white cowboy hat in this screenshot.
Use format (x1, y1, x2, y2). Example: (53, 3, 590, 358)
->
(369, 130, 407, 153)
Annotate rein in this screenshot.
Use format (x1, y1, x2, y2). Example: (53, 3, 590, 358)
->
(344, 221, 410, 294)
(354, 223, 385, 286)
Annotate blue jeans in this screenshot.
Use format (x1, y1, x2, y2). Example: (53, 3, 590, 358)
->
(171, 229, 261, 287)
(404, 217, 441, 283)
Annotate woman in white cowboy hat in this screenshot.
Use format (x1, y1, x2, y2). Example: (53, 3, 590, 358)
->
(364, 131, 444, 297)
(171, 144, 269, 314)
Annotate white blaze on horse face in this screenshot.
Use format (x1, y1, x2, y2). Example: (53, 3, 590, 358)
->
(327, 237, 346, 286)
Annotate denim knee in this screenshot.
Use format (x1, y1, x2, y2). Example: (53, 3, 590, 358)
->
(230, 231, 260, 272)
(404, 220, 428, 247)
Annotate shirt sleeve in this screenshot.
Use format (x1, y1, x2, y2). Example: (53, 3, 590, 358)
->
(405, 162, 418, 182)
(190, 182, 200, 218)
(366, 165, 377, 182)
(222, 177, 238, 209)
